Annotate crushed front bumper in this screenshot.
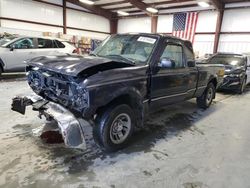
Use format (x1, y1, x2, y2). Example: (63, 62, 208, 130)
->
(11, 94, 86, 149)
(219, 76, 241, 90)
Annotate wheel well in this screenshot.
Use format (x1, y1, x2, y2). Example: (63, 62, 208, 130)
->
(0, 64, 3, 73)
(96, 94, 135, 114)
(95, 94, 143, 127)
(0, 58, 4, 73)
(209, 78, 217, 88)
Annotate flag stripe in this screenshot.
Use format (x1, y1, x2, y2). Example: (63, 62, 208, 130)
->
(192, 13, 199, 43)
(190, 13, 197, 42)
(172, 12, 199, 44)
(184, 13, 191, 39)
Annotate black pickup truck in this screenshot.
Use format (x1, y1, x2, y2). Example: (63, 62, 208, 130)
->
(12, 34, 225, 151)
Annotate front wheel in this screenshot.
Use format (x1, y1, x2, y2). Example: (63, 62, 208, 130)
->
(93, 104, 135, 152)
(196, 83, 215, 109)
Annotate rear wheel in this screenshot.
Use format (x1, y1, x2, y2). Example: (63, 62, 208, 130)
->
(93, 104, 135, 152)
(238, 77, 246, 94)
(197, 83, 215, 109)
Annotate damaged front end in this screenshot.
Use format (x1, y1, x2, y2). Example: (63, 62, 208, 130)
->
(11, 94, 86, 149)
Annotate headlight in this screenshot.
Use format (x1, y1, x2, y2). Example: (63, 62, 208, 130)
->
(232, 69, 243, 74)
(73, 87, 89, 108)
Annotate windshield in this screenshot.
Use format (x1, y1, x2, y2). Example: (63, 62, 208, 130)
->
(93, 35, 158, 64)
(0, 37, 17, 46)
(207, 55, 246, 66)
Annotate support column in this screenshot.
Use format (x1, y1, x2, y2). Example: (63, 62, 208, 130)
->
(110, 19, 118, 34)
(151, 16, 158, 33)
(63, 0, 67, 34)
(213, 9, 224, 53)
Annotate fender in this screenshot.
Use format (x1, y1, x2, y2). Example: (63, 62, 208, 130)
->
(87, 85, 146, 127)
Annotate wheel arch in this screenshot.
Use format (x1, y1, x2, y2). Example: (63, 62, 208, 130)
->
(0, 58, 4, 72)
(208, 77, 218, 89)
(94, 88, 145, 128)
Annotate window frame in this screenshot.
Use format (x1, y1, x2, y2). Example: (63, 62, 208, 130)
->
(8, 37, 35, 49)
(37, 38, 54, 49)
(54, 40, 65, 48)
(160, 42, 185, 69)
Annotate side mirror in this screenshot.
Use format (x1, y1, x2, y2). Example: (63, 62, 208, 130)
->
(159, 57, 176, 68)
(9, 44, 15, 51)
(187, 60, 196, 67)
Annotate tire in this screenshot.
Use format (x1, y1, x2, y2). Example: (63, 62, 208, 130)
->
(0, 66, 2, 76)
(93, 104, 135, 152)
(196, 82, 216, 109)
(238, 77, 246, 94)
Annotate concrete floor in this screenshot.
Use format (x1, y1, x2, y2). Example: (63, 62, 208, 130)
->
(0, 76, 250, 188)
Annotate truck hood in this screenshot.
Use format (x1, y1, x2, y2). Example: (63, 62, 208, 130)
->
(27, 55, 134, 77)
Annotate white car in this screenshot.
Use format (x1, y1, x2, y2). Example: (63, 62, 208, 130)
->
(243, 53, 250, 85)
(0, 36, 77, 74)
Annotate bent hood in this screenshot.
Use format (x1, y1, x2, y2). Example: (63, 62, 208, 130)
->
(27, 55, 133, 77)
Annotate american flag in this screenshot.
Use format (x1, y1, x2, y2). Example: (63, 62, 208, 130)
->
(172, 12, 199, 43)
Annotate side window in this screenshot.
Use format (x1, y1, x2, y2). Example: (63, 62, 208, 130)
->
(54, 40, 65, 48)
(161, 44, 183, 68)
(38, 38, 53, 48)
(184, 46, 194, 62)
(12, 38, 34, 49)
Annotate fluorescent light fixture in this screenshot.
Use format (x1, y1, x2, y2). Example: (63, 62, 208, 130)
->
(79, 0, 94, 5)
(117, 10, 129, 16)
(198, 2, 210, 7)
(146, 7, 158, 13)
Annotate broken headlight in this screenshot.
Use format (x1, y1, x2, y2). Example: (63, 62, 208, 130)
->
(27, 70, 43, 94)
(72, 86, 89, 109)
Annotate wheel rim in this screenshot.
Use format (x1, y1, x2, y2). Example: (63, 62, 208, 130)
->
(110, 113, 131, 144)
(206, 87, 213, 105)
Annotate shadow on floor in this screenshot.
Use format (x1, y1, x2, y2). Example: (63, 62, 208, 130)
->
(0, 73, 26, 82)
(33, 99, 219, 174)
(12, 85, 250, 174)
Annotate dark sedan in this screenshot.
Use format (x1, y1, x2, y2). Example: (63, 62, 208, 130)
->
(206, 53, 249, 94)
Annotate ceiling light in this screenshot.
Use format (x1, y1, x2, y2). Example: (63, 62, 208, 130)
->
(146, 7, 158, 13)
(79, 0, 94, 5)
(198, 2, 210, 7)
(117, 10, 129, 16)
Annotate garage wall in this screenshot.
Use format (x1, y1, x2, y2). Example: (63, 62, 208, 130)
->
(117, 10, 218, 56)
(157, 15, 173, 33)
(0, 0, 110, 39)
(66, 9, 109, 39)
(219, 8, 250, 53)
(117, 6, 250, 56)
(118, 17, 151, 33)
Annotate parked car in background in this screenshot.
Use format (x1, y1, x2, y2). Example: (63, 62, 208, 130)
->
(0, 36, 77, 75)
(244, 53, 250, 84)
(205, 53, 249, 94)
(12, 34, 225, 151)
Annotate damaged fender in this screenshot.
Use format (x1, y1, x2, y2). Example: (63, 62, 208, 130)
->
(12, 95, 86, 149)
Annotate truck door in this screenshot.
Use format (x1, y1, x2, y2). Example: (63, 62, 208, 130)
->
(150, 41, 189, 108)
